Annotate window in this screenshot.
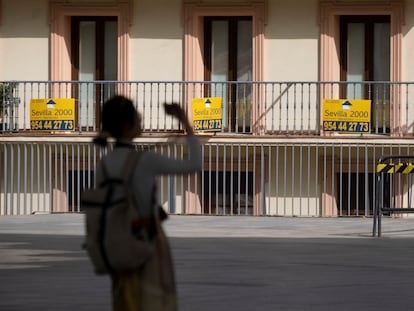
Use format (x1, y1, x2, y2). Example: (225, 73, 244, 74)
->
(68, 170, 95, 212)
(203, 171, 254, 215)
(71, 17, 118, 83)
(183, 1, 265, 134)
(340, 15, 391, 133)
(49, 1, 130, 81)
(336, 173, 375, 216)
(71, 16, 118, 128)
(319, 0, 403, 136)
(204, 17, 252, 132)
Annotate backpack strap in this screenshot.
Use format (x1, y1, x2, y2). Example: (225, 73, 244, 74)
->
(122, 152, 161, 239)
(97, 151, 140, 273)
(97, 160, 116, 274)
(121, 151, 142, 215)
(100, 158, 109, 183)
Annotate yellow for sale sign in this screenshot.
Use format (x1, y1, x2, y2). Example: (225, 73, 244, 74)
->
(322, 99, 371, 133)
(30, 98, 75, 131)
(192, 97, 222, 132)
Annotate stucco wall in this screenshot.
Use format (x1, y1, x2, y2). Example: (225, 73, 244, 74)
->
(403, 0, 414, 81)
(130, 0, 183, 81)
(264, 0, 319, 81)
(129, 0, 321, 81)
(0, 0, 49, 80)
(3, 0, 413, 83)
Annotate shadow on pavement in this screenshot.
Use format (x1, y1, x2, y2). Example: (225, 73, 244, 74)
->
(1, 233, 414, 311)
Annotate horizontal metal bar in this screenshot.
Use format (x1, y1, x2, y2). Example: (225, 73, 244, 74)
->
(381, 208, 414, 213)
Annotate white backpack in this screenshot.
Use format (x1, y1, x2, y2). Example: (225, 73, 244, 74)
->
(81, 151, 155, 274)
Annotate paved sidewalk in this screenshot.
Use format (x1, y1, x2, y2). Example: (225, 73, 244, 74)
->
(1, 215, 414, 311)
(1, 214, 414, 238)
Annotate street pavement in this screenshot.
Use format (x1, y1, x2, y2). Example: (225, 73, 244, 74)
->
(1, 214, 414, 311)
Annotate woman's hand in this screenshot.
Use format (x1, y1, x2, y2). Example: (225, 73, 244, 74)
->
(164, 103, 194, 134)
(164, 103, 184, 119)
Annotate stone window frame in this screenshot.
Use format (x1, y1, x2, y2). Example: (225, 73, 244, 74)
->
(49, 0, 132, 81)
(319, 0, 404, 134)
(319, 0, 404, 83)
(182, 1, 266, 134)
(319, 1, 404, 216)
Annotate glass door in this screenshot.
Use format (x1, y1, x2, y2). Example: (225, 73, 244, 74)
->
(72, 17, 118, 129)
(205, 17, 252, 132)
(340, 15, 390, 133)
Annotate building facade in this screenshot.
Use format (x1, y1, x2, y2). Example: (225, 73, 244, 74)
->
(1, 0, 414, 217)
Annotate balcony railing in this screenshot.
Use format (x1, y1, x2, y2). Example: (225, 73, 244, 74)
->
(1, 80, 413, 136)
(2, 139, 414, 216)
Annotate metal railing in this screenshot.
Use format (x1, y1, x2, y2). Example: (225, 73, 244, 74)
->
(373, 155, 414, 236)
(2, 139, 414, 216)
(1, 80, 414, 136)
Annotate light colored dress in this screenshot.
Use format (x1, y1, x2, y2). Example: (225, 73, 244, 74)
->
(96, 135, 201, 311)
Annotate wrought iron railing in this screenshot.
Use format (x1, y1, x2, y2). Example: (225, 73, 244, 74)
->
(1, 80, 413, 136)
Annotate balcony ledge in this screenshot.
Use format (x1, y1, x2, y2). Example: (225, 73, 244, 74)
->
(1, 131, 413, 146)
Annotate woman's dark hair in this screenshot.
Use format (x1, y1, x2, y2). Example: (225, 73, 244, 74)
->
(93, 95, 137, 146)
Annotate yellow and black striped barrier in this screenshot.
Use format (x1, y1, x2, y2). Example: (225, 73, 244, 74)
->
(376, 163, 414, 174)
(374, 156, 414, 237)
